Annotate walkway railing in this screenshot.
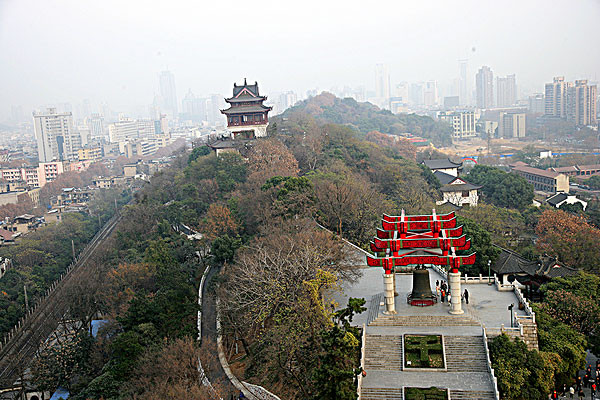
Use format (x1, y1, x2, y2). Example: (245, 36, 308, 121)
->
(482, 326, 501, 400)
(514, 286, 536, 323)
(357, 323, 366, 400)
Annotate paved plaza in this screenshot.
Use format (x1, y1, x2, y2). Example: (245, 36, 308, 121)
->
(336, 247, 533, 399)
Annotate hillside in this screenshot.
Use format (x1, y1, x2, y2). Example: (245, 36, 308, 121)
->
(279, 92, 452, 146)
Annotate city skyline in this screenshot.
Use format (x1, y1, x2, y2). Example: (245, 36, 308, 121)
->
(1, 0, 599, 121)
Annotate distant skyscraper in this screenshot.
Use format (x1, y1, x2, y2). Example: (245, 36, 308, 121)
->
(545, 76, 570, 118)
(567, 80, 597, 126)
(476, 66, 494, 109)
(423, 81, 439, 107)
(545, 77, 597, 126)
(528, 93, 545, 114)
(496, 74, 517, 107)
(33, 108, 79, 162)
(159, 70, 178, 118)
(394, 82, 410, 103)
(375, 64, 390, 109)
(410, 83, 425, 106)
(459, 59, 469, 106)
(85, 113, 105, 140)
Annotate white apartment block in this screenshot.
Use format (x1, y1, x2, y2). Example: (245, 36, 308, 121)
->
(439, 111, 477, 140)
(109, 117, 138, 143)
(33, 108, 81, 162)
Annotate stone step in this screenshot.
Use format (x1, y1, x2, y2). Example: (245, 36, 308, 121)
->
(445, 336, 489, 373)
(361, 387, 403, 400)
(450, 389, 496, 400)
(370, 315, 479, 327)
(364, 334, 403, 370)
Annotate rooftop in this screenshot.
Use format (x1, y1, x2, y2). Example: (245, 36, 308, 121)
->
(512, 164, 561, 179)
(422, 158, 462, 170)
(546, 192, 568, 206)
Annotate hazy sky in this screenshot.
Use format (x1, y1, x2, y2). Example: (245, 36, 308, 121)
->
(1, 0, 599, 119)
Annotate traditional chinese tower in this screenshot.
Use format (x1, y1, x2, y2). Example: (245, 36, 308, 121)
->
(221, 79, 272, 139)
(367, 210, 476, 315)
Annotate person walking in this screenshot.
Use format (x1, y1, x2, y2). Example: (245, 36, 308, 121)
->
(591, 382, 596, 399)
(579, 387, 585, 399)
(463, 288, 469, 304)
(552, 389, 559, 399)
(570, 386, 575, 399)
(441, 289, 446, 303)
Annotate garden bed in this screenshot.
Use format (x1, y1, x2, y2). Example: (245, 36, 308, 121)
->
(404, 387, 449, 400)
(404, 334, 445, 369)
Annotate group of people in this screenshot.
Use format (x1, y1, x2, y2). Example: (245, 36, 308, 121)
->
(551, 360, 600, 399)
(434, 280, 469, 304)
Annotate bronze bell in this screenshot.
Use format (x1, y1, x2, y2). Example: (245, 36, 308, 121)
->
(411, 269, 433, 299)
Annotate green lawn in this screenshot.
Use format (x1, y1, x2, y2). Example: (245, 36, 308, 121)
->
(404, 335, 444, 368)
(405, 387, 448, 400)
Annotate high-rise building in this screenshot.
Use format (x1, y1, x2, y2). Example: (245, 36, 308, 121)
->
(159, 70, 178, 118)
(498, 112, 526, 138)
(528, 94, 545, 114)
(459, 59, 469, 106)
(108, 117, 138, 143)
(545, 77, 597, 126)
(410, 83, 424, 106)
(33, 108, 80, 162)
(476, 66, 494, 109)
(496, 74, 517, 107)
(545, 76, 571, 118)
(375, 64, 390, 109)
(567, 80, 597, 126)
(423, 81, 439, 107)
(85, 113, 105, 140)
(394, 82, 410, 103)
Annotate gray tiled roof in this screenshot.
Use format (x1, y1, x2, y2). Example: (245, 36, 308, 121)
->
(422, 158, 462, 170)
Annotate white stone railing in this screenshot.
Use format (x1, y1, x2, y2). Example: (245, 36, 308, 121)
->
(197, 263, 211, 342)
(357, 323, 366, 400)
(494, 274, 514, 291)
(514, 286, 536, 323)
(461, 274, 495, 284)
(431, 264, 448, 280)
(482, 326, 501, 400)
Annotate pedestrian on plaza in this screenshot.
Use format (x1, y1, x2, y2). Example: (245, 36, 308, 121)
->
(552, 389, 559, 399)
(570, 386, 575, 399)
(585, 374, 590, 388)
(441, 289, 446, 303)
(563, 384, 568, 396)
(579, 387, 585, 399)
(448, 293, 452, 304)
(592, 382, 596, 398)
(464, 289, 469, 304)
(436, 280, 439, 288)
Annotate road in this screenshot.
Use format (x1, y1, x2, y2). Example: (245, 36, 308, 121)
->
(200, 264, 237, 398)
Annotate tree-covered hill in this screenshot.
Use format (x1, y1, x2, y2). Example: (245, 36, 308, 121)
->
(279, 92, 453, 146)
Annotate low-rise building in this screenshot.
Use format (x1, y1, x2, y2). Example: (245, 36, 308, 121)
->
(421, 158, 463, 177)
(546, 192, 588, 210)
(78, 147, 103, 162)
(439, 111, 477, 140)
(512, 164, 569, 193)
(549, 164, 600, 177)
(434, 171, 481, 207)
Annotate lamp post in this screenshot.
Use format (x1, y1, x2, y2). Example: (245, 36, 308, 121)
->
(508, 303, 514, 327)
(488, 259, 492, 285)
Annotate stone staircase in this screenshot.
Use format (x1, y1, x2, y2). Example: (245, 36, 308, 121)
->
(450, 389, 496, 399)
(370, 315, 479, 327)
(364, 334, 403, 370)
(361, 387, 403, 400)
(444, 336, 489, 372)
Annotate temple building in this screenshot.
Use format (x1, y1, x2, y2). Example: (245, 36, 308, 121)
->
(220, 79, 272, 139)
